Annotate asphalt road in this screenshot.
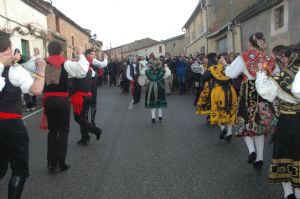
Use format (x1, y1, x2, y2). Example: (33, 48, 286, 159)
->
(0, 85, 282, 199)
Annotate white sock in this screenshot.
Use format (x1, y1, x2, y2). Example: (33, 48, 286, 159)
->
(226, 124, 232, 136)
(151, 108, 156, 119)
(244, 136, 255, 154)
(254, 135, 264, 161)
(282, 182, 293, 198)
(295, 188, 300, 198)
(220, 125, 225, 131)
(158, 108, 162, 118)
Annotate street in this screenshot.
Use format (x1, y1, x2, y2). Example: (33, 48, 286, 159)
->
(0, 86, 281, 199)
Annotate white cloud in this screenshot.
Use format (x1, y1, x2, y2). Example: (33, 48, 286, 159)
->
(51, 0, 198, 49)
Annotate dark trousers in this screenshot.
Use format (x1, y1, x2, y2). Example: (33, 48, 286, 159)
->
(74, 96, 94, 139)
(177, 75, 185, 94)
(45, 97, 70, 163)
(0, 119, 29, 179)
(24, 94, 36, 109)
(109, 74, 117, 86)
(91, 80, 97, 125)
(133, 81, 141, 103)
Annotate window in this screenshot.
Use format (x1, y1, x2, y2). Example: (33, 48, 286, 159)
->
(159, 46, 162, 53)
(71, 36, 75, 48)
(274, 5, 284, 30)
(55, 16, 60, 32)
(217, 37, 227, 53)
(173, 42, 176, 47)
(21, 39, 30, 60)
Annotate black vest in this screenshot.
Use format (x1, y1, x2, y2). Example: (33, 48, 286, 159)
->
(130, 63, 140, 79)
(43, 63, 69, 93)
(0, 67, 22, 114)
(91, 64, 98, 80)
(71, 69, 92, 94)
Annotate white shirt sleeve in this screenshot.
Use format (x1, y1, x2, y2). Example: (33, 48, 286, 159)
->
(92, 58, 108, 68)
(126, 65, 133, 81)
(225, 56, 245, 79)
(0, 63, 5, 92)
(64, 54, 89, 78)
(91, 68, 96, 78)
(163, 67, 171, 78)
(255, 71, 278, 102)
(9, 66, 34, 94)
(292, 71, 300, 99)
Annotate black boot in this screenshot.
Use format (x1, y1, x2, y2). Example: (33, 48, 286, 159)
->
(59, 161, 70, 172)
(0, 158, 8, 178)
(77, 136, 90, 145)
(92, 127, 102, 140)
(219, 129, 226, 140)
(47, 161, 57, 173)
(8, 176, 25, 199)
(152, 118, 156, 123)
(248, 152, 257, 164)
(286, 194, 296, 199)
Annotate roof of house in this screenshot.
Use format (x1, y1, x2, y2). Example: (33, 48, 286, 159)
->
(182, 1, 203, 29)
(233, 0, 283, 23)
(20, 0, 51, 15)
(163, 34, 185, 43)
(121, 38, 160, 53)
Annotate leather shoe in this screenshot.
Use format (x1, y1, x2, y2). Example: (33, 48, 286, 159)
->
(152, 118, 155, 123)
(59, 162, 70, 171)
(219, 129, 226, 140)
(47, 161, 57, 173)
(92, 127, 102, 140)
(224, 134, 232, 142)
(253, 160, 263, 169)
(248, 152, 256, 164)
(286, 194, 296, 199)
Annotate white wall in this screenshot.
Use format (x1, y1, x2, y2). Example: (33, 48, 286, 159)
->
(0, 0, 48, 58)
(136, 44, 165, 58)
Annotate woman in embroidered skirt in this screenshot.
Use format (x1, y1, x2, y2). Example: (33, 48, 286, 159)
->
(256, 44, 300, 199)
(221, 32, 278, 168)
(199, 63, 238, 141)
(141, 57, 171, 123)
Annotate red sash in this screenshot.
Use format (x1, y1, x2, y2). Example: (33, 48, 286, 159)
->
(70, 91, 92, 116)
(0, 112, 22, 119)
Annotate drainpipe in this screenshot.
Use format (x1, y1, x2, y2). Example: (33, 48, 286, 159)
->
(228, 22, 235, 53)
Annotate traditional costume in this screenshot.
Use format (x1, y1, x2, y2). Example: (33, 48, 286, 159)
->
(43, 53, 88, 171)
(256, 52, 300, 199)
(0, 52, 44, 198)
(126, 60, 142, 104)
(225, 49, 277, 167)
(201, 64, 238, 140)
(141, 60, 171, 123)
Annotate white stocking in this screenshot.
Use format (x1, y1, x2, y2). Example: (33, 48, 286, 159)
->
(282, 182, 293, 198)
(295, 188, 300, 198)
(158, 108, 163, 118)
(220, 125, 225, 131)
(151, 108, 156, 119)
(254, 135, 264, 161)
(244, 136, 255, 154)
(226, 124, 232, 136)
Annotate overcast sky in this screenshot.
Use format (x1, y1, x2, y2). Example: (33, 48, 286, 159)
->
(51, 0, 198, 49)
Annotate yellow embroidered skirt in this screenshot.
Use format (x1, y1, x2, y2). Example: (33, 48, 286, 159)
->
(196, 82, 211, 115)
(210, 84, 237, 125)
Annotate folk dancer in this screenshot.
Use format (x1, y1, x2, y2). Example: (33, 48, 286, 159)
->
(141, 57, 171, 123)
(126, 56, 142, 104)
(256, 44, 300, 199)
(85, 49, 108, 127)
(222, 32, 277, 168)
(199, 62, 238, 141)
(42, 41, 89, 172)
(0, 31, 45, 199)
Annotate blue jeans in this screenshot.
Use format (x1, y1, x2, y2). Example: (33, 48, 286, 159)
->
(177, 75, 185, 94)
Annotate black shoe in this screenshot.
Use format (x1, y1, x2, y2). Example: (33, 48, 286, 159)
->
(248, 152, 257, 164)
(152, 118, 156, 123)
(47, 161, 57, 173)
(59, 162, 70, 171)
(253, 160, 263, 169)
(0, 158, 8, 178)
(133, 101, 139, 104)
(159, 117, 163, 122)
(77, 136, 90, 145)
(224, 134, 232, 142)
(93, 127, 102, 140)
(206, 115, 210, 125)
(286, 194, 296, 199)
(219, 129, 226, 140)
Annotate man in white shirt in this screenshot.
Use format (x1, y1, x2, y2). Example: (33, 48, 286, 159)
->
(126, 56, 142, 104)
(0, 31, 46, 199)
